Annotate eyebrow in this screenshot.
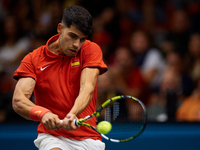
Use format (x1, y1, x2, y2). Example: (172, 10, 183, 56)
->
(69, 32, 88, 39)
(69, 32, 78, 37)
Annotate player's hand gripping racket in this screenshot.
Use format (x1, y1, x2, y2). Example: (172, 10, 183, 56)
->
(63, 95, 147, 142)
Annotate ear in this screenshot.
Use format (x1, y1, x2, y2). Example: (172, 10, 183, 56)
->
(57, 23, 63, 34)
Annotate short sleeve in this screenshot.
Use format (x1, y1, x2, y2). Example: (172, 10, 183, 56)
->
(81, 41, 107, 74)
(13, 53, 37, 81)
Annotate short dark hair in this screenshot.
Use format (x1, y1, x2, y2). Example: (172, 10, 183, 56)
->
(62, 5, 93, 35)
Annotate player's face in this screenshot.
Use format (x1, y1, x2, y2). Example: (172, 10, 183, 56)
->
(57, 23, 87, 57)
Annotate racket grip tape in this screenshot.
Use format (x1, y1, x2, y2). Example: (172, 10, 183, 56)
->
(60, 119, 79, 126)
(73, 119, 79, 126)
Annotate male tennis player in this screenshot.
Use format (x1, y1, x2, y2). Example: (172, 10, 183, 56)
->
(12, 5, 107, 150)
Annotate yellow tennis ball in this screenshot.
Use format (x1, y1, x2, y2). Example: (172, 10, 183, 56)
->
(97, 121, 112, 134)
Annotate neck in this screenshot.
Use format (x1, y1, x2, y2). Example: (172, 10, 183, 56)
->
(48, 39, 64, 55)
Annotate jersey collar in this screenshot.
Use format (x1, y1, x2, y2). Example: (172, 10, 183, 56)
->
(45, 34, 63, 59)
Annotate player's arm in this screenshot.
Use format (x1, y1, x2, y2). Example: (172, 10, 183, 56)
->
(12, 77, 62, 130)
(71, 67, 99, 115)
(62, 67, 99, 130)
(12, 77, 36, 119)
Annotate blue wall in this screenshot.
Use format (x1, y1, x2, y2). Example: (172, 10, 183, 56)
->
(0, 122, 200, 150)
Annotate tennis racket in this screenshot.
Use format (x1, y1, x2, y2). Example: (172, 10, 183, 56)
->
(62, 95, 147, 142)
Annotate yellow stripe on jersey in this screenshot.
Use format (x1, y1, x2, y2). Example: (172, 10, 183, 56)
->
(71, 61, 80, 67)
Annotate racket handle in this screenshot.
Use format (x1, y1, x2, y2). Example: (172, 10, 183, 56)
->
(60, 119, 78, 126)
(73, 119, 79, 126)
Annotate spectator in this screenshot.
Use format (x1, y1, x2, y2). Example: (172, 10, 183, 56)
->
(108, 47, 147, 120)
(176, 76, 200, 122)
(186, 1, 200, 33)
(12, 0, 34, 36)
(91, 7, 120, 63)
(161, 9, 190, 55)
(166, 51, 194, 97)
(188, 33, 200, 82)
(96, 71, 116, 110)
(114, 0, 140, 46)
(30, 0, 63, 49)
(109, 47, 144, 97)
(130, 29, 165, 92)
(0, 15, 30, 122)
(147, 68, 181, 122)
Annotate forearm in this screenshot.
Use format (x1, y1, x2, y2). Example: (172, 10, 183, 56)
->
(69, 68, 99, 116)
(69, 84, 94, 116)
(12, 78, 36, 120)
(12, 90, 35, 120)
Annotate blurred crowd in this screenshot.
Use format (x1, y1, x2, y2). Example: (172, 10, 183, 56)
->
(0, 0, 200, 123)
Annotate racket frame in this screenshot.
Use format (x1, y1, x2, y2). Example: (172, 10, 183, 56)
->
(74, 95, 147, 142)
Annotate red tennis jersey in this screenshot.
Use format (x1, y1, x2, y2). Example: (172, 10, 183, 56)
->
(14, 34, 107, 140)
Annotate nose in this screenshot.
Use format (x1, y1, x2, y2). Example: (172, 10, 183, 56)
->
(73, 39, 80, 49)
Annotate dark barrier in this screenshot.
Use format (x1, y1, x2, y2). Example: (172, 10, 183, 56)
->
(0, 122, 200, 150)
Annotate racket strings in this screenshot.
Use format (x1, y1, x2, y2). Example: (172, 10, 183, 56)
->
(99, 97, 146, 140)
(105, 106, 111, 122)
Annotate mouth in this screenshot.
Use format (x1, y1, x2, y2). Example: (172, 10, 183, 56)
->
(69, 49, 77, 55)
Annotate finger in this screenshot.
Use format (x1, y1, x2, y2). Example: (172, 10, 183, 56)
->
(48, 119, 55, 130)
(66, 114, 79, 130)
(49, 117, 61, 130)
(70, 121, 78, 130)
(66, 114, 76, 121)
(46, 118, 58, 130)
(44, 121, 51, 130)
(61, 118, 71, 130)
(50, 121, 58, 130)
(67, 119, 78, 130)
(55, 119, 62, 130)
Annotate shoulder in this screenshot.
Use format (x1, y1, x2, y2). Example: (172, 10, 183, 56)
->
(81, 40, 101, 52)
(22, 46, 45, 63)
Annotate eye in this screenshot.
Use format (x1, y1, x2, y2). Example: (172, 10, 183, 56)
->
(69, 34, 78, 39)
(80, 38, 86, 43)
